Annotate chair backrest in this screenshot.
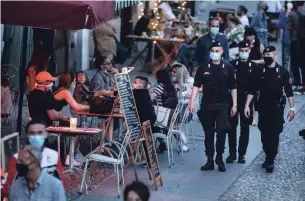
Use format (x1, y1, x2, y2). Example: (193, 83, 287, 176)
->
(168, 103, 183, 132)
(0, 132, 19, 169)
(118, 131, 131, 162)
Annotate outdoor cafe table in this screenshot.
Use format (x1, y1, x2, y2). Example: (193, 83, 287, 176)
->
(126, 35, 185, 69)
(77, 112, 125, 142)
(46, 126, 103, 172)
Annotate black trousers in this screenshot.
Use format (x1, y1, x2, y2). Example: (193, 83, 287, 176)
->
(258, 105, 284, 162)
(228, 105, 253, 156)
(290, 40, 304, 86)
(198, 108, 230, 157)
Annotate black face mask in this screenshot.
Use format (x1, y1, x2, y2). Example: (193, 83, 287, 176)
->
(264, 57, 274, 66)
(237, 12, 242, 17)
(16, 164, 29, 177)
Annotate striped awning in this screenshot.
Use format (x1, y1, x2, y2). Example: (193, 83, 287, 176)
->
(115, 0, 144, 10)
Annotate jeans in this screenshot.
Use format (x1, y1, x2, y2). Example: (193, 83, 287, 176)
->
(282, 43, 290, 73)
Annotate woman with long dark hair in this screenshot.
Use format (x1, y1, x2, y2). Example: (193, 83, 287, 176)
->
(151, 68, 178, 153)
(52, 72, 90, 166)
(244, 27, 265, 64)
(26, 48, 50, 92)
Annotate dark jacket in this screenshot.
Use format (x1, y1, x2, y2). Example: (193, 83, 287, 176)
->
(133, 89, 156, 124)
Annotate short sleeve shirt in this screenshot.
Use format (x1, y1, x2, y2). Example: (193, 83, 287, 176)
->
(28, 89, 54, 126)
(153, 83, 164, 106)
(91, 71, 115, 91)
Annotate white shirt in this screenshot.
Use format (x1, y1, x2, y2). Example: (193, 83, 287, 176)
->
(239, 15, 249, 27)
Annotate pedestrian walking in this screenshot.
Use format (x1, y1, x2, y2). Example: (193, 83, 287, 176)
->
(9, 145, 66, 201)
(189, 41, 237, 172)
(278, 1, 293, 72)
(226, 40, 260, 164)
(250, 1, 269, 47)
(244, 46, 295, 173)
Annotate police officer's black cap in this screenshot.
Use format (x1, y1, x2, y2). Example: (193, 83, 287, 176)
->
(238, 40, 250, 48)
(209, 41, 222, 50)
(263, 46, 276, 54)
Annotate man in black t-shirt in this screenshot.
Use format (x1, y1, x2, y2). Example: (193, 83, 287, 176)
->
(28, 72, 69, 126)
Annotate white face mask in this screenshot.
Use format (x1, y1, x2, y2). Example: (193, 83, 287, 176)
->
(36, 82, 53, 91)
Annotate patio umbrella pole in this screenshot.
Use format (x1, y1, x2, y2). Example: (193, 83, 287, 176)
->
(17, 27, 29, 134)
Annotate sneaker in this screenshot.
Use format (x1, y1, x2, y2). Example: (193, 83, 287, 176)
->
(65, 155, 81, 167)
(181, 144, 189, 152)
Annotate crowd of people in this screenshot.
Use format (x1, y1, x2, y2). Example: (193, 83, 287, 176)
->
(1, 1, 305, 200)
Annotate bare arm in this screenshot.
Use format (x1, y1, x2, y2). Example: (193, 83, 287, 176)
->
(96, 90, 114, 96)
(151, 92, 157, 102)
(231, 89, 237, 106)
(63, 91, 89, 111)
(245, 94, 254, 108)
(190, 86, 199, 104)
(47, 110, 68, 121)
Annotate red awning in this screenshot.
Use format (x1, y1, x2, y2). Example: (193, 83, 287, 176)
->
(1, 1, 116, 30)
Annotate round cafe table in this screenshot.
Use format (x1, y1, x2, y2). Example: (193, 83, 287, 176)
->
(46, 126, 103, 172)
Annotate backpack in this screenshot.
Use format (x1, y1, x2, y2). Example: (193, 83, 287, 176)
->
(296, 10, 305, 39)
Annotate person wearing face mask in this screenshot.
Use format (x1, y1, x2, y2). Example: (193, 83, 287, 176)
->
(244, 46, 295, 173)
(91, 56, 118, 96)
(1, 120, 66, 199)
(250, 1, 269, 48)
(27, 72, 69, 126)
(9, 145, 66, 201)
(189, 42, 237, 172)
(226, 40, 259, 164)
(194, 17, 229, 66)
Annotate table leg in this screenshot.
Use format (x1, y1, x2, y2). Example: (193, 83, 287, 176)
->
(69, 136, 75, 170)
(128, 43, 149, 67)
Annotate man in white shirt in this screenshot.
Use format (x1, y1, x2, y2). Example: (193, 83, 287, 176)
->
(266, 0, 282, 13)
(237, 5, 249, 27)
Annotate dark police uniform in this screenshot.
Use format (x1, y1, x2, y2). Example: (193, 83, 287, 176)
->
(194, 42, 236, 172)
(248, 46, 293, 172)
(227, 56, 259, 163)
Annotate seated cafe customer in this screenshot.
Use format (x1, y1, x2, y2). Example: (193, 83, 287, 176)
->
(27, 71, 69, 126)
(134, 9, 154, 36)
(133, 76, 156, 167)
(91, 56, 118, 96)
(1, 120, 66, 199)
(9, 145, 66, 201)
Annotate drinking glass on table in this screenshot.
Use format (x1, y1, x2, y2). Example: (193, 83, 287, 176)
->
(53, 121, 59, 127)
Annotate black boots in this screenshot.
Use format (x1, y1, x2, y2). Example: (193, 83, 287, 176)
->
(215, 155, 226, 172)
(262, 159, 274, 173)
(201, 155, 226, 172)
(238, 155, 246, 163)
(200, 157, 214, 171)
(226, 154, 246, 164)
(226, 154, 236, 163)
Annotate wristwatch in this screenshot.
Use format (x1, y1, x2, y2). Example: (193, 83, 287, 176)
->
(233, 104, 237, 107)
(290, 107, 295, 112)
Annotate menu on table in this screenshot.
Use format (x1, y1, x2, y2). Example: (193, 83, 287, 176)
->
(115, 73, 142, 141)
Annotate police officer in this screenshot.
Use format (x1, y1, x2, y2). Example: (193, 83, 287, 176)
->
(244, 46, 295, 173)
(189, 41, 237, 172)
(226, 40, 259, 164)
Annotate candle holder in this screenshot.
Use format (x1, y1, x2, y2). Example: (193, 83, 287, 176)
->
(70, 118, 77, 130)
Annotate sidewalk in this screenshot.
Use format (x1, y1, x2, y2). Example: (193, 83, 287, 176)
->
(77, 95, 305, 201)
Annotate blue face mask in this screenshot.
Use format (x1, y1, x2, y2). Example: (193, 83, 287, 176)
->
(210, 27, 219, 35)
(171, 77, 177, 82)
(239, 52, 249, 60)
(28, 136, 45, 149)
(210, 52, 221, 61)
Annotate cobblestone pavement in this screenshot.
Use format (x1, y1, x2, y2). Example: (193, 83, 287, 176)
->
(219, 106, 305, 201)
